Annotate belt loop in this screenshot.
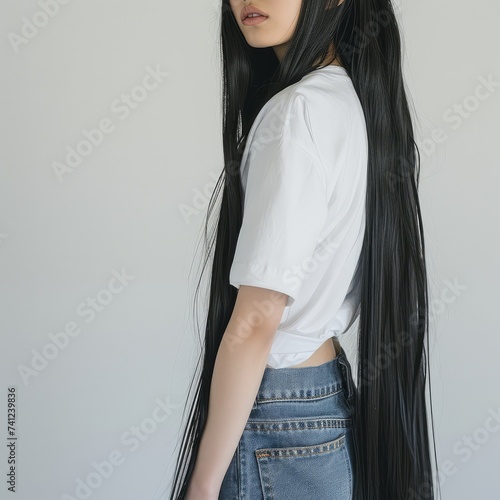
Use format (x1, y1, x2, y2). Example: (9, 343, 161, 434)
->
(333, 337, 356, 406)
(338, 353, 354, 402)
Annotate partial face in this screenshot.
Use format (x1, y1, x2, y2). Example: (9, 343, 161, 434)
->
(229, 0, 302, 61)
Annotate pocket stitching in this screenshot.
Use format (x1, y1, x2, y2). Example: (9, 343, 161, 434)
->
(255, 433, 346, 459)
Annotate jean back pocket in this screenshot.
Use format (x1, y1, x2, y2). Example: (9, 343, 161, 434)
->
(254, 432, 352, 500)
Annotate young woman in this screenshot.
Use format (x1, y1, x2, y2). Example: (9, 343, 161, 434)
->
(169, 1, 439, 499)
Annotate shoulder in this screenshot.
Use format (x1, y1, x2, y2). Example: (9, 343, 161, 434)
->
(293, 72, 362, 143)
(252, 71, 358, 152)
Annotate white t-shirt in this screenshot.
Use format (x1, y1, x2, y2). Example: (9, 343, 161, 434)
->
(229, 64, 368, 369)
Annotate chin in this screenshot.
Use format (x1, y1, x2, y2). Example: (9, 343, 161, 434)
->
(243, 34, 284, 50)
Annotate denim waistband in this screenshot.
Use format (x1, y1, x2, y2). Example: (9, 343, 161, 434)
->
(255, 337, 355, 403)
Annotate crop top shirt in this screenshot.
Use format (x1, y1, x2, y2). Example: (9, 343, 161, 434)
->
(228, 64, 368, 369)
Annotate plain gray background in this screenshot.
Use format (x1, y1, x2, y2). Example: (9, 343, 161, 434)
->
(0, 1, 498, 499)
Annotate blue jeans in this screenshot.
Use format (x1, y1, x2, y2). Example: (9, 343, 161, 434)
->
(219, 337, 356, 499)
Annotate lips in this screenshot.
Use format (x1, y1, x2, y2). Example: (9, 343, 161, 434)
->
(241, 6, 269, 21)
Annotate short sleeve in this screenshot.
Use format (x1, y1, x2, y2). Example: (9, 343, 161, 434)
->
(229, 124, 328, 307)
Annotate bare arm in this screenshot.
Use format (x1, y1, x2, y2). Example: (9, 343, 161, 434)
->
(185, 284, 288, 499)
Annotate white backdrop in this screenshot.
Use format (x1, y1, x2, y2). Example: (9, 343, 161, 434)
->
(0, 1, 498, 499)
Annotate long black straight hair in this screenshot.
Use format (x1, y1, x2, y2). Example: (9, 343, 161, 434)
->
(169, 0, 440, 498)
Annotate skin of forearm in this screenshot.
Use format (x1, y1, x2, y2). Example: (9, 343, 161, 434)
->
(188, 317, 277, 493)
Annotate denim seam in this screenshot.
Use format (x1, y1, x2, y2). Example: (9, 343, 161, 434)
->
(245, 417, 352, 432)
(236, 440, 241, 499)
(341, 436, 353, 497)
(256, 387, 342, 403)
(240, 433, 247, 500)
